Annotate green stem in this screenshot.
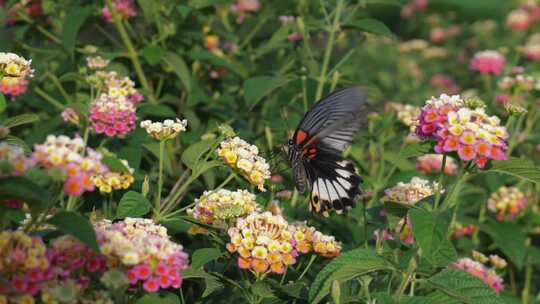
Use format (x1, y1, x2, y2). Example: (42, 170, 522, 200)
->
(441, 165, 469, 210)
(434, 155, 447, 210)
(106, 0, 156, 104)
(66, 195, 76, 211)
(217, 172, 236, 190)
(46, 72, 71, 102)
(34, 87, 65, 111)
(155, 140, 166, 214)
(315, 0, 344, 100)
(522, 256, 532, 304)
(472, 203, 486, 245)
(395, 257, 416, 300)
(298, 255, 316, 281)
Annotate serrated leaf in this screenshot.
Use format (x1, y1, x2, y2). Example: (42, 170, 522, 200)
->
(137, 0, 158, 24)
(487, 158, 540, 184)
(135, 292, 180, 304)
(410, 209, 456, 266)
(427, 269, 504, 304)
(62, 6, 91, 57)
(0, 93, 5, 113)
(3, 114, 40, 128)
(309, 248, 393, 303)
(481, 220, 526, 269)
(182, 268, 224, 298)
(116, 191, 152, 219)
(0, 176, 48, 214)
(181, 139, 216, 169)
(243, 76, 288, 109)
(251, 281, 276, 299)
(48, 211, 99, 252)
(192, 160, 221, 179)
(347, 18, 393, 37)
(163, 52, 191, 93)
(191, 248, 223, 269)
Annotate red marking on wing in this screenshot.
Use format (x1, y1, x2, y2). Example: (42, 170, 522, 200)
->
(304, 147, 318, 159)
(295, 130, 308, 145)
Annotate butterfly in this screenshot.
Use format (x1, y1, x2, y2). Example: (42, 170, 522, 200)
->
(287, 87, 368, 217)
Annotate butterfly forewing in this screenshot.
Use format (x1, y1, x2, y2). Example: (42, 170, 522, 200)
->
(288, 87, 368, 216)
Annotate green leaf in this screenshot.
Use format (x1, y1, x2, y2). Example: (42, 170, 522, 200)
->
(142, 45, 165, 66)
(102, 155, 130, 173)
(0, 93, 5, 113)
(243, 76, 288, 109)
(137, 0, 158, 24)
(4, 136, 30, 153)
(182, 268, 224, 298)
(427, 268, 504, 303)
(137, 103, 176, 117)
(0, 176, 49, 214)
(251, 281, 276, 299)
(255, 25, 293, 57)
(163, 52, 192, 93)
(116, 191, 152, 219)
(181, 139, 216, 169)
(487, 158, 540, 184)
(191, 248, 223, 269)
(136, 292, 180, 304)
(62, 6, 92, 57)
(143, 143, 172, 174)
(188, 0, 228, 9)
(3, 114, 40, 128)
(481, 220, 527, 269)
(399, 142, 432, 158)
(192, 160, 221, 179)
(383, 151, 414, 171)
(48, 211, 99, 252)
(346, 18, 393, 37)
(410, 209, 457, 266)
(309, 248, 393, 303)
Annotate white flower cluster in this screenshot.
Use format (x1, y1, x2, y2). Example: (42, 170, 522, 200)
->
(0, 52, 34, 79)
(86, 56, 110, 70)
(0, 142, 34, 176)
(425, 93, 464, 108)
(188, 189, 260, 226)
(498, 74, 540, 91)
(381, 177, 443, 204)
(217, 137, 271, 191)
(95, 217, 184, 266)
(140, 118, 188, 141)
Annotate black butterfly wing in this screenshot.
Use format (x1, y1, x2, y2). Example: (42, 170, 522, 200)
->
(289, 87, 368, 216)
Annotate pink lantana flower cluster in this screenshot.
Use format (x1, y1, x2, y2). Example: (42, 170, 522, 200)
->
(416, 94, 509, 168)
(470, 50, 506, 75)
(416, 154, 457, 176)
(452, 257, 505, 294)
(0, 52, 34, 100)
(450, 222, 477, 240)
(32, 135, 107, 196)
(230, 0, 261, 24)
(0, 231, 51, 303)
(487, 186, 528, 221)
(87, 70, 143, 137)
(506, 2, 540, 32)
(95, 218, 189, 293)
(102, 0, 137, 23)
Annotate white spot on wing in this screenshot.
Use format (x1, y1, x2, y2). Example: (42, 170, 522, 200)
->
(337, 177, 352, 189)
(336, 169, 352, 178)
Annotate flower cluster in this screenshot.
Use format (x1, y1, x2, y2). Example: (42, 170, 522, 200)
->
(450, 222, 477, 239)
(469, 50, 506, 75)
(289, 222, 342, 257)
(373, 217, 414, 245)
(401, 0, 428, 19)
(381, 177, 442, 204)
(416, 94, 509, 168)
(95, 218, 189, 293)
(452, 257, 504, 294)
(0, 52, 33, 99)
(226, 212, 297, 274)
(521, 34, 540, 61)
(0, 231, 51, 301)
(140, 118, 188, 141)
(32, 135, 107, 196)
(385, 102, 420, 132)
(429, 26, 461, 44)
(217, 137, 271, 191)
(498, 73, 539, 92)
(86, 56, 110, 70)
(487, 186, 528, 221)
(506, 2, 540, 32)
(188, 189, 260, 233)
(92, 159, 134, 193)
(230, 0, 261, 24)
(61, 107, 80, 126)
(430, 74, 460, 95)
(416, 154, 457, 175)
(102, 0, 137, 23)
(0, 142, 34, 177)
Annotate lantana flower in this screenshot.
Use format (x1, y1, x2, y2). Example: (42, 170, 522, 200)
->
(450, 222, 477, 240)
(487, 186, 528, 221)
(380, 176, 442, 204)
(290, 222, 342, 257)
(91, 159, 135, 193)
(521, 34, 540, 61)
(0, 142, 35, 177)
(0, 52, 33, 99)
(416, 154, 457, 175)
(102, 0, 137, 23)
(86, 56, 110, 70)
(230, 0, 261, 24)
(217, 137, 271, 191)
(415, 94, 509, 168)
(470, 50, 506, 75)
(32, 135, 107, 196)
(95, 218, 189, 293)
(188, 189, 260, 234)
(140, 118, 188, 141)
(452, 257, 504, 294)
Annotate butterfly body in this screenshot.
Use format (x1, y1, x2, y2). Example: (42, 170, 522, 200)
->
(287, 87, 367, 217)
